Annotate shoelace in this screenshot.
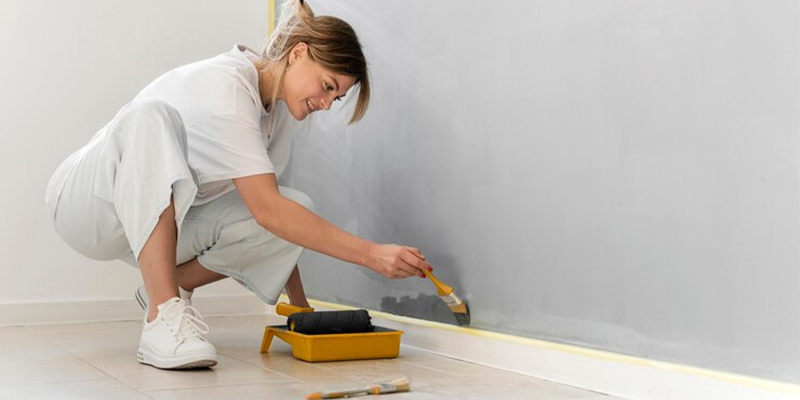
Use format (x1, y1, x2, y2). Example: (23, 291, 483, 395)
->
(162, 302, 210, 343)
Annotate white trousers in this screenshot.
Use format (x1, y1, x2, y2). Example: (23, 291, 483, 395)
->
(47, 99, 312, 305)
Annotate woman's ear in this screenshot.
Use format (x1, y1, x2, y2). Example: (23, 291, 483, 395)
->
(290, 42, 308, 64)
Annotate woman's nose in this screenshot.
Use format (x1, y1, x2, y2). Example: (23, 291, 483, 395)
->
(321, 97, 332, 111)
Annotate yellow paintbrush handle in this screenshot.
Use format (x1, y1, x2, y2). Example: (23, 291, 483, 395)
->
(421, 269, 453, 296)
(306, 387, 369, 399)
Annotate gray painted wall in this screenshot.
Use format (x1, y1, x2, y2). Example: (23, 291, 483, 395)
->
(283, 1, 800, 383)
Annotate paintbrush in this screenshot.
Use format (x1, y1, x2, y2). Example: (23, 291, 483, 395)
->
(421, 269, 470, 326)
(305, 376, 410, 399)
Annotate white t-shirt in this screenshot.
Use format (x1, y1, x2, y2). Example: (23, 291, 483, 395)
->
(46, 44, 302, 218)
(133, 44, 300, 206)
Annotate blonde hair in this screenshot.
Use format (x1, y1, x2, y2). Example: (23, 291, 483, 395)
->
(262, 0, 370, 125)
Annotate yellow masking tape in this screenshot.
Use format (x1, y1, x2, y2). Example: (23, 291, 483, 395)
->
(268, 0, 275, 36)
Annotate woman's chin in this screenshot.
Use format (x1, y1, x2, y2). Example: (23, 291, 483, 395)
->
(289, 109, 306, 121)
(288, 107, 307, 121)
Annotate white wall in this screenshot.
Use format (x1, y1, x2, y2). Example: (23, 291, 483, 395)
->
(2, 1, 267, 306)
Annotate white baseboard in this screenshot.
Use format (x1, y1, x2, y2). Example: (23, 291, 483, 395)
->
(0, 294, 266, 326)
(305, 298, 800, 400)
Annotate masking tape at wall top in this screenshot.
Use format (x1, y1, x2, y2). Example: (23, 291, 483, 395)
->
(268, 0, 276, 36)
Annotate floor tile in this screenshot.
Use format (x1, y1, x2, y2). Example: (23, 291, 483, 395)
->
(86, 353, 297, 392)
(145, 382, 318, 400)
(5, 314, 630, 400)
(0, 379, 151, 400)
(0, 354, 108, 388)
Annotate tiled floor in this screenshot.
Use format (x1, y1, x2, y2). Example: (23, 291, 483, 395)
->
(0, 313, 627, 400)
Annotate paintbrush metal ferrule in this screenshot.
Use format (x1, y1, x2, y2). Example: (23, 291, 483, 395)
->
(370, 382, 401, 394)
(438, 291, 463, 307)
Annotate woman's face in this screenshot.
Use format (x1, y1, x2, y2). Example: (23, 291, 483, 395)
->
(281, 43, 356, 121)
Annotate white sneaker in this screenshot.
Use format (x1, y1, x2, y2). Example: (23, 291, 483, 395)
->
(136, 285, 193, 310)
(137, 297, 217, 369)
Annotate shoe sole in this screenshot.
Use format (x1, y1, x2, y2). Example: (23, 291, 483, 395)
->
(137, 350, 217, 370)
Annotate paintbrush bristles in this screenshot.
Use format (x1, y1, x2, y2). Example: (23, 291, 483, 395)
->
(439, 292, 471, 326)
(424, 270, 471, 326)
(439, 293, 470, 326)
(451, 301, 470, 326)
(450, 301, 468, 315)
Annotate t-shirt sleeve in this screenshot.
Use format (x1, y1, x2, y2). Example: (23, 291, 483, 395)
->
(188, 113, 275, 185)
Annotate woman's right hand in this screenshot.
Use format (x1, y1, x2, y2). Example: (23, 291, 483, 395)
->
(366, 244, 432, 279)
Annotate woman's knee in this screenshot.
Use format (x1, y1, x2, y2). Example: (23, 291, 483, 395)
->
(115, 99, 187, 146)
(124, 98, 182, 122)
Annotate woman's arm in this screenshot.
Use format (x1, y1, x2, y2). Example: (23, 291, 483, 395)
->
(233, 173, 431, 279)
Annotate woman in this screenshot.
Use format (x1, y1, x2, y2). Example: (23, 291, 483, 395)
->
(44, 0, 431, 370)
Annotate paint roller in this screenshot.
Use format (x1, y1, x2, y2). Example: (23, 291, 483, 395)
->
(276, 303, 375, 334)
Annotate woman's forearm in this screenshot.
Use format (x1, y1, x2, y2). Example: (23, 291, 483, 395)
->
(258, 196, 375, 267)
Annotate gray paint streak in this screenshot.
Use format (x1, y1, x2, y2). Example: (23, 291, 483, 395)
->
(283, 0, 800, 383)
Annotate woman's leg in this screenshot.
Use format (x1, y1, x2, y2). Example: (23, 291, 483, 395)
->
(175, 187, 313, 305)
(138, 195, 181, 322)
(139, 195, 230, 319)
(284, 265, 310, 308)
(53, 99, 215, 369)
(176, 258, 227, 291)
(174, 259, 309, 308)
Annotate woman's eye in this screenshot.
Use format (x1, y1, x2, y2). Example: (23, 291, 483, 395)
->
(334, 96, 342, 102)
(324, 82, 332, 91)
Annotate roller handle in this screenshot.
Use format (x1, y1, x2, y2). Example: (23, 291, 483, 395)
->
(276, 302, 315, 317)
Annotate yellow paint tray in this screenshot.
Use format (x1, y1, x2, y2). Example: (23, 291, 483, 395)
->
(260, 303, 404, 363)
